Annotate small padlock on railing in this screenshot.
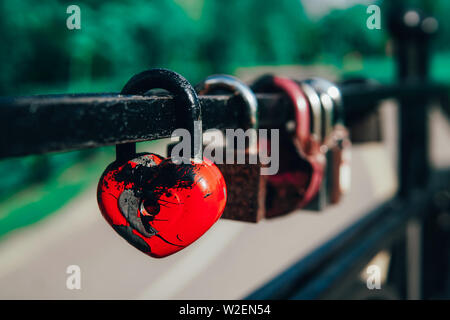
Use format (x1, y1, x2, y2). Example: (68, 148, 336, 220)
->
(297, 79, 329, 211)
(195, 75, 267, 222)
(252, 75, 326, 218)
(328, 95, 352, 204)
(303, 78, 351, 206)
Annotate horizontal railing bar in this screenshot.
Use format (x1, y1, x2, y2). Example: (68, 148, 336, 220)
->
(341, 81, 448, 121)
(0, 93, 291, 158)
(0, 82, 447, 159)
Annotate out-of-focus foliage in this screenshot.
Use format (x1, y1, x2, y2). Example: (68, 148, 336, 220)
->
(2, 0, 450, 96)
(319, 5, 386, 61)
(0, 0, 391, 96)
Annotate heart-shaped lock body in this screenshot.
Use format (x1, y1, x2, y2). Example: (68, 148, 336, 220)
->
(98, 153, 226, 258)
(97, 69, 227, 258)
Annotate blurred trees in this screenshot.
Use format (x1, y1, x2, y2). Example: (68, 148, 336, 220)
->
(0, 0, 390, 96)
(2, 0, 450, 97)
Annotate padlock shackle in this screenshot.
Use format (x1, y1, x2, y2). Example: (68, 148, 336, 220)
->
(306, 78, 344, 128)
(195, 74, 258, 131)
(297, 81, 323, 142)
(252, 75, 310, 152)
(303, 79, 333, 141)
(117, 68, 202, 163)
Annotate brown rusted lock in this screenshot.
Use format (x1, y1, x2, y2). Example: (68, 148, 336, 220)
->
(196, 75, 266, 223)
(328, 101, 351, 204)
(328, 125, 351, 203)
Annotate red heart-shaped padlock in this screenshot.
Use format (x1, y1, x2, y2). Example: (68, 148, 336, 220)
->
(97, 69, 227, 258)
(98, 153, 226, 258)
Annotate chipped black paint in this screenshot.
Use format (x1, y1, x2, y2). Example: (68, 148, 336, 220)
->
(100, 153, 199, 253)
(118, 68, 202, 160)
(112, 224, 151, 253)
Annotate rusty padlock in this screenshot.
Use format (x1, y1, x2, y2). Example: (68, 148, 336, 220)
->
(252, 75, 326, 218)
(167, 74, 265, 222)
(305, 78, 351, 205)
(195, 74, 266, 222)
(327, 83, 351, 203)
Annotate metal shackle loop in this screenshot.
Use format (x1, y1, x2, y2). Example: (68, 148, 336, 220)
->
(297, 81, 323, 142)
(196, 74, 258, 130)
(196, 74, 259, 153)
(119, 68, 202, 162)
(305, 78, 343, 135)
(252, 74, 310, 153)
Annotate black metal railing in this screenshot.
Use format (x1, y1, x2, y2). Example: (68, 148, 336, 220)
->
(0, 81, 446, 159)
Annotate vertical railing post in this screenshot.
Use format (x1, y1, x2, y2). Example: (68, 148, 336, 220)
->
(389, 7, 438, 300)
(390, 8, 437, 196)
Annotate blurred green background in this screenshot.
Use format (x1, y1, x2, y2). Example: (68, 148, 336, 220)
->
(0, 0, 449, 239)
